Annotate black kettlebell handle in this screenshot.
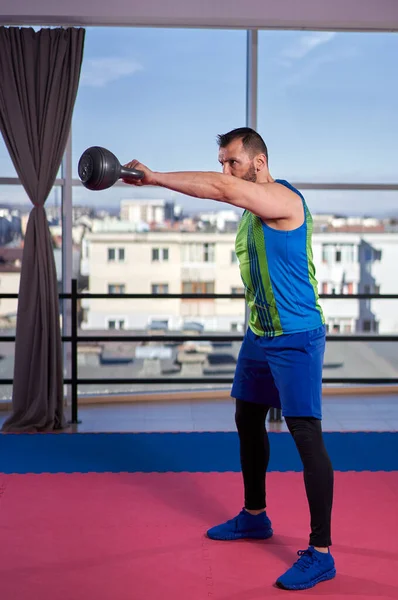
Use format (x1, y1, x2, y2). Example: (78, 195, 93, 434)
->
(119, 165, 145, 181)
(78, 146, 145, 191)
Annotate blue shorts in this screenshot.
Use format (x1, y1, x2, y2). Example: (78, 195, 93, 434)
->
(231, 325, 326, 419)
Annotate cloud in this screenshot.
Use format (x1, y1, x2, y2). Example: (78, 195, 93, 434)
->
(282, 53, 337, 87)
(81, 57, 143, 87)
(282, 32, 337, 62)
(276, 32, 359, 88)
(280, 44, 359, 88)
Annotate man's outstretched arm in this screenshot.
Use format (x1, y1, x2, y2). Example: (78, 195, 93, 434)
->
(123, 161, 298, 221)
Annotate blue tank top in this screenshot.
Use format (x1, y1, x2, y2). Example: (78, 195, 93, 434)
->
(234, 179, 324, 336)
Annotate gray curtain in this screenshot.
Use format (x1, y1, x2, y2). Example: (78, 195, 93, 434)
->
(0, 27, 85, 432)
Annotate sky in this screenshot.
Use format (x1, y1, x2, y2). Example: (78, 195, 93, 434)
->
(0, 27, 397, 216)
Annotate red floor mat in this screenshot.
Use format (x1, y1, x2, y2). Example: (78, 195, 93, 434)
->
(0, 472, 397, 599)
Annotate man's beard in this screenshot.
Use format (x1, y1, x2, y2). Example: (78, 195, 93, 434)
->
(241, 162, 257, 183)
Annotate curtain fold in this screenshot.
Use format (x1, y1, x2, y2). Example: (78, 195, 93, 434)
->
(0, 27, 85, 431)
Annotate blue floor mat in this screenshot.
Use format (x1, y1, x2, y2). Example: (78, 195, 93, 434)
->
(0, 431, 397, 473)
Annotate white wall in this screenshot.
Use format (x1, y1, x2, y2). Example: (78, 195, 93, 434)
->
(1, 0, 397, 30)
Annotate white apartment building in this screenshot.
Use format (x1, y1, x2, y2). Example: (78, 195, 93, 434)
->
(81, 227, 398, 334)
(314, 233, 398, 333)
(199, 210, 240, 231)
(81, 230, 245, 331)
(120, 199, 170, 225)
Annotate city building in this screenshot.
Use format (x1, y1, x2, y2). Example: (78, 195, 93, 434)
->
(80, 223, 398, 334)
(120, 199, 182, 227)
(81, 228, 245, 331)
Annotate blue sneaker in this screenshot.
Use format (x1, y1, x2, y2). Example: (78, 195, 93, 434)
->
(276, 546, 336, 590)
(206, 509, 273, 541)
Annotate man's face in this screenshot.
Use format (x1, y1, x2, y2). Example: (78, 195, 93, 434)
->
(218, 138, 257, 182)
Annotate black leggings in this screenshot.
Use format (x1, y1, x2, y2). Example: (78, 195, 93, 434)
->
(235, 398, 334, 547)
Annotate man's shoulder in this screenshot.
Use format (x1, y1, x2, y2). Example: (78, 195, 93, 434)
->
(273, 179, 303, 196)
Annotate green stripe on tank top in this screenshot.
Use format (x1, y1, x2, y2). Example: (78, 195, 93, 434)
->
(235, 212, 272, 334)
(251, 215, 283, 335)
(247, 217, 273, 334)
(305, 204, 325, 323)
(237, 211, 254, 290)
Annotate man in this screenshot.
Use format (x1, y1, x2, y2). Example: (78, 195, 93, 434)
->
(123, 127, 335, 591)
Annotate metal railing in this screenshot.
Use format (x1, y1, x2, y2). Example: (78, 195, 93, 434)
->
(0, 279, 398, 424)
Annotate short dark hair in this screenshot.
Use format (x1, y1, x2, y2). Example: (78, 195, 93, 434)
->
(216, 127, 268, 161)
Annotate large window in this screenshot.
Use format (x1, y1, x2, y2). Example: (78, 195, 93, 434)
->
(257, 31, 398, 405)
(1, 26, 397, 413)
(258, 31, 397, 184)
(70, 27, 247, 400)
(72, 27, 246, 209)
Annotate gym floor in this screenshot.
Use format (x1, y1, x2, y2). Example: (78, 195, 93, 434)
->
(1, 393, 397, 599)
